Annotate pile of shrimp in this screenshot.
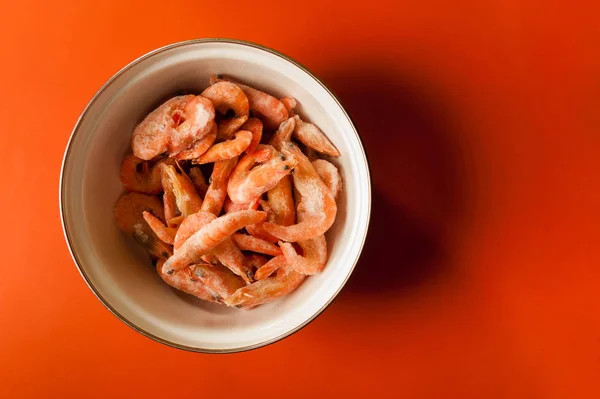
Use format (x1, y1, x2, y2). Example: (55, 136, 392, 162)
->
(113, 75, 342, 309)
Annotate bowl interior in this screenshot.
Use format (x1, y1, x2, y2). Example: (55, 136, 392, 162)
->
(61, 40, 370, 351)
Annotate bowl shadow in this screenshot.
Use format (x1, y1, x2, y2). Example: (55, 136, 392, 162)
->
(318, 65, 473, 299)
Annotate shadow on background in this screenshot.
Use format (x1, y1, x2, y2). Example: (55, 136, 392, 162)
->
(319, 64, 473, 299)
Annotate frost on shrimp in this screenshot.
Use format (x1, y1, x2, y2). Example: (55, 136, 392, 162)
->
(132, 95, 192, 160)
(156, 259, 222, 303)
(263, 142, 337, 242)
(227, 144, 295, 204)
(201, 81, 249, 139)
(279, 236, 328, 275)
(194, 130, 252, 164)
(312, 159, 342, 201)
(162, 210, 267, 275)
(168, 96, 216, 156)
(224, 267, 305, 309)
(211, 75, 288, 130)
(191, 263, 245, 300)
(293, 117, 340, 157)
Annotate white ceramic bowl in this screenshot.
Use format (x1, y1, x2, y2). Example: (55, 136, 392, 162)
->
(60, 39, 371, 352)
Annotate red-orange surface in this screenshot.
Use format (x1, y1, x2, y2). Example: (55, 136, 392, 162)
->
(1, 1, 599, 397)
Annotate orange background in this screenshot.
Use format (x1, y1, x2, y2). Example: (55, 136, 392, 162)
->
(1, 1, 599, 397)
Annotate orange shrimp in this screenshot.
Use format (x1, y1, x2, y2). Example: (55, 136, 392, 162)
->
(162, 210, 267, 275)
(245, 199, 279, 242)
(224, 266, 305, 309)
(268, 115, 296, 152)
(201, 81, 249, 139)
(174, 121, 217, 160)
(267, 175, 296, 226)
(231, 233, 282, 256)
(254, 255, 287, 280)
(156, 259, 222, 303)
(113, 192, 172, 258)
(174, 212, 247, 279)
(161, 165, 202, 218)
(211, 75, 289, 131)
(188, 167, 209, 197)
(132, 95, 193, 160)
(312, 159, 343, 201)
(200, 157, 238, 215)
(119, 154, 170, 194)
(280, 96, 297, 117)
(163, 187, 178, 226)
(263, 142, 337, 242)
(279, 236, 328, 275)
(168, 96, 216, 156)
(293, 117, 340, 157)
(223, 197, 260, 213)
(142, 211, 177, 245)
(227, 145, 295, 204)
(191, 263, 245, 299)
(240, 117, 263, 153)
(194, 130, 252, 164)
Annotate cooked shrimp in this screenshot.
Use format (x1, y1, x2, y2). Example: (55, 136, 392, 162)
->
(142, 211, 177, 245)
(279, 235, 327, 275)
(156, 259, 222, 303)
(201, 157, 238, 215)
(173, 211, 215, 250)
(240, 117, 263, 153)
(132, 95, 193, 160)
(211, 75, 289, 130)
(191, 263, 245, 299)
(163, 210, 267, 274)
(161, 164, 202, 218)
(267, 175, 295, 226)
(227, 145, 295, 204)
(194, 130, 252, 164)
(168, 96, 216, 156)
(231, 233, 282, 256)
(120, 154, 169, 194)
(113, 192, 172, 258)
(224, 197, 260, 213)
(312, 159, 342, 201)
(268, 115, 296, 152)
(173, 211, 219, 266)
(263, 142, 337, 242)
(163, 188, 178, 226)
(280, 96, 297, 116)
(201, 81, 249, 139)
(212, 238, 253, 283)
(224, 266, 305, 309)
(293, 117, 340, 157)
(188, 167, 209, 197)
(245, 199, 279, 242)
(174, 122, 217, 160)
(254, 255, 287, 280)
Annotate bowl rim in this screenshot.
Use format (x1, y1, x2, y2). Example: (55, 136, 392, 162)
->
(59, 38, 372, 353)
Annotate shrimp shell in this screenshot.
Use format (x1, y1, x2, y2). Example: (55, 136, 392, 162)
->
(231, 233, 282, 256)
(227, 145, 295, 204)
(262, 142, 337, 242)
(201, 81, 249, 139)
(240, 117, 263, 153)
(194, 130, 252, 164)
(162, 210, 267, 274)
(132, 95, 193, 160)
(293, 117, 340, 157)
(142, 211, 177, 245)
(161, 165, 203, 218)
(279, 235, 328, 275)
(174, 121, 217, 160)
(156, 259, 222, 303)
(312, 159, 342, 201)
(168, 96, 216, 156)
(191, 263, 245, 299)
(224, 266, 305, 309)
